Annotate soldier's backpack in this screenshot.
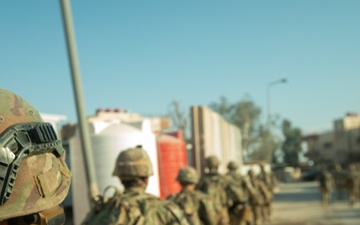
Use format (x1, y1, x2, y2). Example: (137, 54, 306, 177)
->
(198, 175, 245, 209)
(197, 175, 228, 208)
(167, 191, 218, 225)
(81, 187, 147, 225)
(168, 192, 199, 225)
(82, 186, 189, 225)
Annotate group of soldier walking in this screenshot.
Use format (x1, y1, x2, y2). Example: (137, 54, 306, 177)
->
(83, 146, 278, 225)
(0, 88, 278, 225)
(318, 163, 360, 207)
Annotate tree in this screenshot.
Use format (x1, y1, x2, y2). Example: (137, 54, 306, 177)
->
(168, 100, 189, 139)
(281, 119, 303, 167)
(208, 96, 232, 122)
(230, 95, 261, 153)
(209, 95, 278, 161)
(249, 125, 280, 161)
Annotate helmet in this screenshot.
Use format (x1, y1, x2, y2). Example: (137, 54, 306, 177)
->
(247, 169, 255, 177)
(227, 161, 239, 170)
(0, 88, 71, 221)
(176, 166, 199, 184)
(113, 147, 153, 179)
(205, 155, 220, 168)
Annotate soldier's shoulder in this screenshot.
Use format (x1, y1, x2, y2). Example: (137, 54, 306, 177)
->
(193, 190, 210, 199)
(156, 199, 190, 225)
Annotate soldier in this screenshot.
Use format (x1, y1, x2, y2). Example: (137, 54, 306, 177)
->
(225, 161, 254, 225)
(167, 166, 218, 225)
(318, 166, 334, 206)
(332, 163, 346, 201)
(346, 163, 360, 207)
(82, 146, 189, 225)
(257, 163, 277, 222)
(196, 156, 246, 225)
(247, 169, 271, 225)
(0, 88, 72, 224)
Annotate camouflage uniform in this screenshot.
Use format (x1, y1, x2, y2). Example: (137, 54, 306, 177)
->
(225, 161, 254, 225)
(318, 167, 334, 206)
(0, 88, 72, 224)
(346, 164, 360, 207)
(357, 163, 360, 203)
(82, 147, 189, 225)
(248, 169, 271, 225)
(167, 166, 218, 225)
(196, 156, 245, 225)
(257, 163, 277, 222)
(332, 164, 346, 200)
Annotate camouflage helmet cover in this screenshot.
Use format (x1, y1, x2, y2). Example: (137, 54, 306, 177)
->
(176, 166, 199, 184)
(113, 147, 154, 179)
(0, 88, 43, 134)
(205, 155, 220, 168)
(0, 88, 71, 220)
(227, 161, 239, 170)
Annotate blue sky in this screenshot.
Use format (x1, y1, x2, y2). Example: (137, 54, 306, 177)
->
(1, 1, 359, 134)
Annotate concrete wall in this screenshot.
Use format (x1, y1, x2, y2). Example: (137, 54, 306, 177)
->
(190, 106, 242, 175)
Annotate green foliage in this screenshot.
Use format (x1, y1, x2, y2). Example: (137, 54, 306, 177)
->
(209, 95, 279, 161)
(281, 119, 303, 166)
(168, 100, 188, 139)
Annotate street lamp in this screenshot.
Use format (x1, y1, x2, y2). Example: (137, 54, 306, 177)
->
(267, 78, 287, 126)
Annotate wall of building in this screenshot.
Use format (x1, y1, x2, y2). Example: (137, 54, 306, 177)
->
(305, 113, 360, 165)
(190, 106, 242, 175)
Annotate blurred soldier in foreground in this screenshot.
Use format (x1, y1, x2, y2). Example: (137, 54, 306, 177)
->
(346, 163, 360, 207)
(332, 163, 346, 200)
(196, 156, 245, 225)
(318, 166, 334, 206)
(257, 163, 277, 222)
(225, 161, 254, 225)
(0, 88, 71, 224)
(167, 166, 218, 225)
(357, 163, 360, 203)
(248, 169, 271, 225)
(82, 146, 189, 225)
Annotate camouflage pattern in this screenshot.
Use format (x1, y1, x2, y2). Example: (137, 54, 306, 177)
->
(258, 164, 277, 193)
(84, 146, 189, 225)
(0, 88, 43, 135)
(0, 88, 71, 221)
(112, 147, 154, 179)
(346, 164, 360, 206)
(167, 190, 218, 225)
(247, 169, 271, 225)
(257, 164, 277, 222)
(318, 167, 334, 206)
(205, 155, 220, 168)
(332, 164, 346, 200)
(197, 156, 245, 225)
(176, 166, 199, 184)
(83, 187, 190, 225)
(196, 176, 229, 225)
(226, 164, 255, 225)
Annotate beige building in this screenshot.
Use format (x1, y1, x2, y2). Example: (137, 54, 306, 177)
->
(304, 113, 360, 164)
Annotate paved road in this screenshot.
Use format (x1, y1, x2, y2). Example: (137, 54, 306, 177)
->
(272, 181, 360, 225)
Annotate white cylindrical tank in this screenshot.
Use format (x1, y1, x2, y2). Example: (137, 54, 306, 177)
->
(70, 119, 159, 225)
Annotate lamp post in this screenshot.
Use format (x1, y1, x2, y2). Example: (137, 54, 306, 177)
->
(267, 78, 287, 126)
